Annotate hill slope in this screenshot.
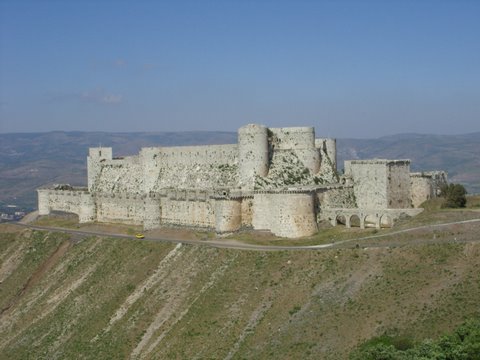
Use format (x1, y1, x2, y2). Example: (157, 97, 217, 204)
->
(1, 224, 479, 359)
(1, 131, 479, 210)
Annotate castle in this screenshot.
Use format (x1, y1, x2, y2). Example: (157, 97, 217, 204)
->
(37, 124, 447, 238)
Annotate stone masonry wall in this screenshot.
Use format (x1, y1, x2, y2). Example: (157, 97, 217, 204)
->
(316, 138, 337, 171)
(154, 144, 238, 190)
(410, 175, 433, 208)
(215, 199, 242, 233)
(87, 147, 112, 192)
(270, 127, 320, 174)
(95, 156, 144, 195)
(140, 147, 162, 193)
(143, 196, 162, 230)
(387, 161, 411, 208)
(37, 189, 95, 223)
(238, 124, 269, 189)
(251, 193, 272, 230)
(410, 171, 448, 208)
(96, 194, 144, 224)
(37, 124, 440, 239)
(344, 160, 412, 210)
(252, 192, 317, 238)
(317, 186, 357, 210)
(345, 160, 388, 209)
(271, 192, 317, 238)
(240, 198, 253, 227)
(160, 197, 215, 228)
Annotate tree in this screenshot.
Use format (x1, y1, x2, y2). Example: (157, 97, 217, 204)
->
(440, 183, 467, 208)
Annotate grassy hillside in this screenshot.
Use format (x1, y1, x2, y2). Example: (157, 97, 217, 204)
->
(1, 210, 480, 359)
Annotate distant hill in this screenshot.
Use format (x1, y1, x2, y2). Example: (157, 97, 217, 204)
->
(0, 131, 479, 209)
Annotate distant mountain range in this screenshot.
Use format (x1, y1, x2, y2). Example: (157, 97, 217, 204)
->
(1, 131, 479, 209)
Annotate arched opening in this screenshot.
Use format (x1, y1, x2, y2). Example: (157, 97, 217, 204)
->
(349, 214, 361, 227)
(364, 214, 377, 228)
(380, 214, 393, 228)
(336, 214, 346, 226)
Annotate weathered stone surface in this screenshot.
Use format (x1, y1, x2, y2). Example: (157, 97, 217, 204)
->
(410, 171, 448, 207)
(345, 159, 412, 209)
(37, 124, 446, 238)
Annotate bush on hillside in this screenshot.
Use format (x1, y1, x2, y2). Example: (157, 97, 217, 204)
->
(440, 183, 467, 208)
(350, 318, 480, 360)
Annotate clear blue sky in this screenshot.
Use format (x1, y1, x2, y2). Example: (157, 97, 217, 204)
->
(1, 0, 479, 137)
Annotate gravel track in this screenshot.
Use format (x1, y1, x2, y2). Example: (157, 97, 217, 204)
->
(10, 218, 480, 251)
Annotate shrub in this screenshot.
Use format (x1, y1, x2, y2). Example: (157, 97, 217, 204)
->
(440, 183, 467, 208)
(350, 318, 480, 360)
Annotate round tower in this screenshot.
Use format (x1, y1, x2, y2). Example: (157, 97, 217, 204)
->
(238, 124, 269, 189)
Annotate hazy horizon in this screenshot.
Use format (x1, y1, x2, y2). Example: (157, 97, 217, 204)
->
(2, 128, 480, 141)
(1, 0, 479, 138)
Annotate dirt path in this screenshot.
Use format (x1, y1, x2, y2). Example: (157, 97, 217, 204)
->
(10, 218, 480, 252)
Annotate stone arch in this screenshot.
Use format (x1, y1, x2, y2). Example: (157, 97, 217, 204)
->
(380, 214, 394, 228)
(349, 214, 361, 227)
(335, 214, 346, 226)
(364, 214, 378, 228)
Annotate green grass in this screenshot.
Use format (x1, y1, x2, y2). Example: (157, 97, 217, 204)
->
(34, 215, 80, 228)
(467, 194, 480, 208)
(229, 226, 382, 247)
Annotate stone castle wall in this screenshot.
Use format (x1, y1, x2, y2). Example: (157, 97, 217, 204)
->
(345, 160, 389, 209)
(410, 171, 448, 207)
(345, 159, 412, 209)
(161, 198, 215, 228)
(37, 124, 444, 238)
(386, 160, 411, 208)
(87, 147, 112, 191)
(37, 188, 95, 223)
(238, 124, 269, 189)
(272, 192, 318, 238)
(252, 191, 317, 238)
(95, 193, 144, 224)
(270, 127, 320, 174)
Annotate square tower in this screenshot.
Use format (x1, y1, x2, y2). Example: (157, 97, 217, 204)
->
(344, 159, 411, 209)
